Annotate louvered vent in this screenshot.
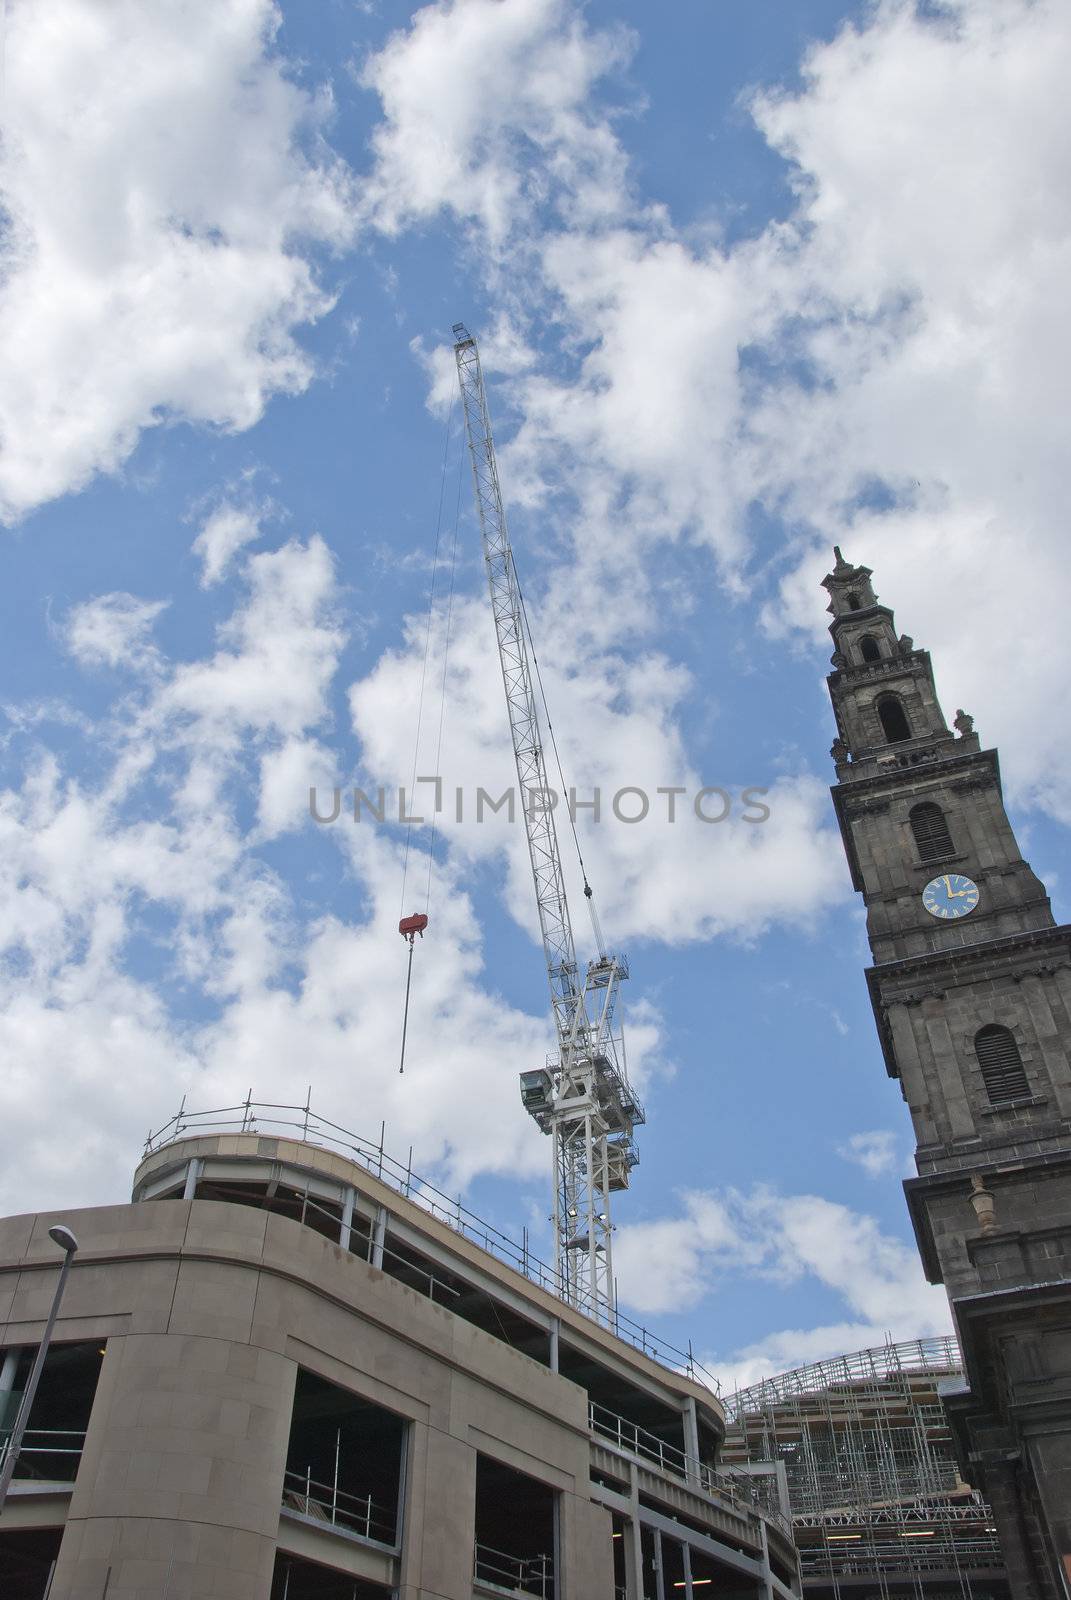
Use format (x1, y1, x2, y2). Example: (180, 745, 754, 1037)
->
(975, 1025, 1030, 1105)
(910, 803, 955, 863)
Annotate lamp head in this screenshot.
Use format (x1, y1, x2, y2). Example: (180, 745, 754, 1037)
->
(47, 1224, 79, 1255)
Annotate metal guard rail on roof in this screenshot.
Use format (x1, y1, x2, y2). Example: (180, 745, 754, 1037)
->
(588, 1402, 793, 1539)
(474, 1541, 553, 1599)
(280, 1467, 395, 1547)
(726, 1335, 963, 1418)
(143, 1098, 720, 1394)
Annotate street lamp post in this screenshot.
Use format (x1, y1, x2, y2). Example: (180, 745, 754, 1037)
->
(0, 1224, 79, 1513)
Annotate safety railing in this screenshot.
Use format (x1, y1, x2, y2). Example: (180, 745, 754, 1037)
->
(280, 1467, 396, 1547)
(0, 1428, 86, 1484)
(727, 1335, 963, 1416)
(474, 1540, 554, 1597)
(587, 1403, 793, 1538)
(143, 1097, 719, 1391)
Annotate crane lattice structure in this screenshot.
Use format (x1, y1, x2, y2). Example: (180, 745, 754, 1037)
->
(453, 324, 644, 1324)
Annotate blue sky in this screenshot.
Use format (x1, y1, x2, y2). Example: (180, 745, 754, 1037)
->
(2, 0, 1069, 1389)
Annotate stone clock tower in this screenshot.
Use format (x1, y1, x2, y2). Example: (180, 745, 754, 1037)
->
(823, 548, 1071, 1599)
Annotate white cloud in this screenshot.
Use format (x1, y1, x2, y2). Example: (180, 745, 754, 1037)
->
(350, 594, 849, 947)
(0, 530, 562, 1215)
(193, 504, 266, 587)
(164, 536, 344, 740)
(64, 592, 168, 672)
(838, 1129, 898, 1178)
(748, 0, 1071, 818)
(359, 0, 633, 245)
(0, 0, 357, 522)
(612, 1183, 951, 1389)
(359, 0, 1071, 829)
(258, 737, 336, 841)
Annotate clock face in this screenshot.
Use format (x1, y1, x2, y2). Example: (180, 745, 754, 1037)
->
(922, 873, 980, 920)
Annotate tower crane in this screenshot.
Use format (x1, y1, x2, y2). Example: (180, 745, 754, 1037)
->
(453, 325, 644, 1323)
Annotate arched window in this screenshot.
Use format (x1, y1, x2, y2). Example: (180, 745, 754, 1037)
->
(910, 802, 954, 863)
(859, 635, 881, 663)
(877, 696, 911, 743)
(975, 1025, 1030, 1105)
(847, 592, 862, 610)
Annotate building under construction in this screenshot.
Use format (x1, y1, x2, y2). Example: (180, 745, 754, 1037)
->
(0, 1102, 800, 1598)
(723, 1338, 1007, 1600)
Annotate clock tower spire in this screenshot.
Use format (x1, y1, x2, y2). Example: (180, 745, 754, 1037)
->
(824, 550, 1071, 1600)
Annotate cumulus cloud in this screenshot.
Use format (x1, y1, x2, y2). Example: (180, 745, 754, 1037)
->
(193, 504, 266, 587)
(0, 527, 559, 1215)
(358, 0, 1071, 826)
(350, 593, 849, 946)
(359, 0, 634, 244)
(750, 0, 1071, 817)
(838, 1129, 898, 1178)
(64, 593, 168, 672)
(164, 536, 345, 740)
(612, 1184, 951, 1389)
(0, 0, 357, 522)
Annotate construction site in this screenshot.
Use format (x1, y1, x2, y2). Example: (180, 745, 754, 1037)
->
(723, 1339, 1007, 1600)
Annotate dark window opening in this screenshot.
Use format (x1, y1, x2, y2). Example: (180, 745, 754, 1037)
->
(661, 1534, 688, 1592)
(689, 1543, 757, 1595)
(910, 802, 955, 863)
(975, 1025, 1030, 1105)
(0, 1341, 104, 1485)
(859, 635, 881, 662)
(611, 1514, 627, 1599)
(847, 592, 862, 610)
(877, 696, 912, 743)
(270, 1552, 392, 1599)
(0, 1529, 63, 1600)
(284, 1370, 405, 1548)
(640, 1526, 658, 1600)
(475, 1454, 556, 1598)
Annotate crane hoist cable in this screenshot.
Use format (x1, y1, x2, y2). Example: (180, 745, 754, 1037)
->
(399, 392, 457, 919)
(423, 444, 464, 913)
(514, 570, 605, 959)
(396, 397, 460, 1075)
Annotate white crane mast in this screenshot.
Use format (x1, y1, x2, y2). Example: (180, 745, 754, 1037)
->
(453, 324, 644, 1323)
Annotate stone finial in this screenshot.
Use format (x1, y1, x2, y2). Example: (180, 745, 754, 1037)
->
(832, 545, 852, 573)
(830, 737, 848, 763)
(898, 634, 914, 654)
(954, 709, 974, 736)
(969, 1174, 997, 1233)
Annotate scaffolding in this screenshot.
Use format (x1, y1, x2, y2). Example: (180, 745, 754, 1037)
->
(722, 1338, 1006, 1600)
